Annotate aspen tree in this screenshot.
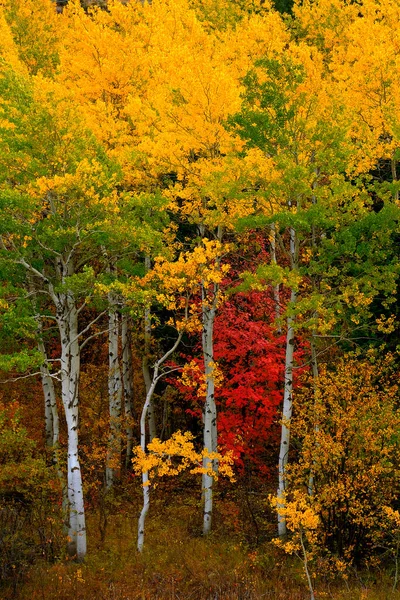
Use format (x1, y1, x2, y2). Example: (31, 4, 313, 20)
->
(229, 43, 355, 535)
(0, 54, 129, 558)
(121, 312, 135, 469)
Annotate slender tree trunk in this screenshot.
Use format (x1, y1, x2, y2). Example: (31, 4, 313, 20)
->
(23, 261, 86, 559)
(202, 286, 217, 536)
(39, 338, 57, 449)
(31, 284, 69, 530)
(277, 227, 297, 538)
(137, 332, 182, 552)
(29, 283, 59, 451)
(137, 369, 158, 553)
(270, 223, 281, 332)
(37, 327, 69, 530)
(105, 296, 122, 490)
(121, 313, 135, 469)
(143, 256, 156, 441)
(57, 293, 86, 561)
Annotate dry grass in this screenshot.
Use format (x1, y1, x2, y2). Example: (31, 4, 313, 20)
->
(4, 491, 400, 600)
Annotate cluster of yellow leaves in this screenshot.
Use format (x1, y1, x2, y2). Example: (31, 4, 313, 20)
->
(287, 353, 400, 567)
(376, 313, 396, 333)
(179, 359, 224, 399)
(1, 0, 400, 229)
(272, 490, 319, 555)
(145, 240, 231, 326)
(132, 430, 235, 487)
(3, 0, 61, 76)
(0, 9, 26, 76)
(383, 507, 400, 530)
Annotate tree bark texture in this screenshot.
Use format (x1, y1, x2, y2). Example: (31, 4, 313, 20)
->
(105, 298, 122, 489)
(277, 227, 297, 538)
(201, 285, 217, 536)
(121, 313, 135, 469)
(57, 291, 86, 561)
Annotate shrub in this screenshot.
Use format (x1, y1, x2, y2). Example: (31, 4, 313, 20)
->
(0, 401, 63, 595)
(287, 353, 400, 569)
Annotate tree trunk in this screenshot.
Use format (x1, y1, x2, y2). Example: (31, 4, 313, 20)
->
(57, 293, 86, 561)
(38, 337, 58, 450)
(277, 226, 297, 538)
(308, 170, 320, 497)
(37, 328, 68, 531)
(137, 332, 182, 552)
(143, 256, 156, 441)
(121, 313, 135, 469)
(137, 369, 158, 553)
(202, 286, 217, 536)
(105, 297, 122, 489)
(270, 223, 281, 332)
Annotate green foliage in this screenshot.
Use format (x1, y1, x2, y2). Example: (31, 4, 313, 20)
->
(4, 0, 60, 77)
(228, 57, 306, 156)
(0, 350, 43, 373)
(272, 0, 294, 14)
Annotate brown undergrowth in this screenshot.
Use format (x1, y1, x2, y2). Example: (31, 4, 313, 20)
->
(4, 489, 400, 600)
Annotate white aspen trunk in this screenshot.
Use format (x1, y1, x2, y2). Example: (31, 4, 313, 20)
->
(121, 314, 135, 469)
(137, 331, 182, 552)
(137, 469, 150, 553)
(277, 226, 297, 538)
(58, 293, 86, 561)
(40, 344, 56, 449)
(37, 331, 69, 530)
(21, 255, 86, 559)
(270, 223, 281, 332)
(105, 299, 122, 489)
(30, 286, 59, 450)
(202, 287, 217, 536)
(38, 333, 59, 452)
(137, 369, 158, 553)
(143, 256, 156, 441)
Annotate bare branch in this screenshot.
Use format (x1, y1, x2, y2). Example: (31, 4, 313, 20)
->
(74, 309, 108, 347)
(79, 324, 115, 351)
(36, 238, 62, 257)
(0, 369, 61, 384)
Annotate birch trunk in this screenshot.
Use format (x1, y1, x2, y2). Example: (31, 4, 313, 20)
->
(105, 299, 122, 489)
(270, 223, 281, 332)
(57, 293, 86, 561)
(137, 332, 182, 552)
(137, 370, 158, 553)
(121, 314, 135, 469)
(30, 284, 60, 452)
(277, 226, 297, 538)
(143, 256, 156, 441)
(22, 258, 86, 560)
(38, 337, 58, 450)
(37, 329, 69, 530)
(202, 286, 217, 536)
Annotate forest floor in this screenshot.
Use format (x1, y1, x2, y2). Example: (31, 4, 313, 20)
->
(3, 482, 400, 600)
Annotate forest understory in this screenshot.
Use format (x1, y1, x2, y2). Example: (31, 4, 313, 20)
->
(5, 486, 400, 600)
